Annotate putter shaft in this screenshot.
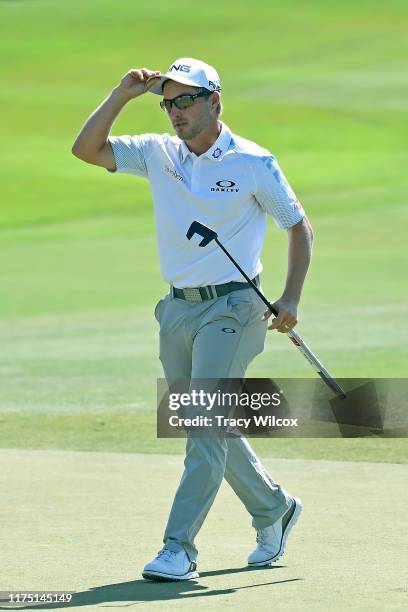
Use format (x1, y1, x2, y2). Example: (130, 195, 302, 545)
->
(186, 221, 346, 399)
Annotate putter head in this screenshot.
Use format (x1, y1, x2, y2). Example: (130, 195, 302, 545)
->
(186, 221, 218, 247)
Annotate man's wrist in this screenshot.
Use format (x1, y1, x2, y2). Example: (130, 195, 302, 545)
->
(280, 294, 300, 306)
(110, 86, 133, 105)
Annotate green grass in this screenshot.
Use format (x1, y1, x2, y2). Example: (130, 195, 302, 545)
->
(1, 4, 407, 606)
(0, 0, 407, 459)
(1, 411, 407, 463)
(1, 449, 407, 610)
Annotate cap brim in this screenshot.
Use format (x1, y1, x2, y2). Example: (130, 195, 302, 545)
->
(148, 74, 202, 95)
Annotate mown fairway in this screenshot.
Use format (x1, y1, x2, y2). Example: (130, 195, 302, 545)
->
(0, 0, 407, 609)
(1, 449, 408, 611)
(0, 0, 407, 438)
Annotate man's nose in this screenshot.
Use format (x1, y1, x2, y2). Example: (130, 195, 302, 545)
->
(169, 104, 183, 119)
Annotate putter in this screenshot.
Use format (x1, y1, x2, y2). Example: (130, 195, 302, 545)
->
(187, 220, 346, 399)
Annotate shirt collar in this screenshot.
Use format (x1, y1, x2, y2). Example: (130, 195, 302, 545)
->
(179, 121, 232, 164)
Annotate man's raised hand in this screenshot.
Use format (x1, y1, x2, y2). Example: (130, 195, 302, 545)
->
(117, 68, 161, 99)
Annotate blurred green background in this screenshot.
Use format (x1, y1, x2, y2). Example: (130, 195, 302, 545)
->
(0, 0, 407, 460)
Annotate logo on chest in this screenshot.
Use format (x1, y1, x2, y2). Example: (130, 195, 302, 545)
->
(210, 180, 239, 193)
(164, 165, 184, 182)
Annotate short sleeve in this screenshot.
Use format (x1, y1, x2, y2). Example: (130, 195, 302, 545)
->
(252, 153, 305, 229)
(106, 133, 158, 177)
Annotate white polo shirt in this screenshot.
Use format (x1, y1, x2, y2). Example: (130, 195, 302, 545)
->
(107, 121, 305, 288)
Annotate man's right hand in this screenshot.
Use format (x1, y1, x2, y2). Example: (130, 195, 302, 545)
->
(72, 68, 161, 171)
(117, 68, 161, 99)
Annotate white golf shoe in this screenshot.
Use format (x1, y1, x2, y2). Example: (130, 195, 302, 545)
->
(248, 497, 302, 566)
(142, 548, 199, 581)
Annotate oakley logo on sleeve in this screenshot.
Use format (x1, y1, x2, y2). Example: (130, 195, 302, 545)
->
(211, 180, 239, 193)
(261, 155, 275, 169)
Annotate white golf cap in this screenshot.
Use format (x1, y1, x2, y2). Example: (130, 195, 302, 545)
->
(148, 57, 221, 95)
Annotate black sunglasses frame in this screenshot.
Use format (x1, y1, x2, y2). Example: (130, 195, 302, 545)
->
(160, 90, 213, 112)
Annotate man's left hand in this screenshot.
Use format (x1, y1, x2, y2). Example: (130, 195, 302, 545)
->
(261, 297, 298, 333)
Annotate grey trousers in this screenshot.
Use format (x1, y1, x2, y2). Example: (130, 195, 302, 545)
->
(154, 285, 292, 562)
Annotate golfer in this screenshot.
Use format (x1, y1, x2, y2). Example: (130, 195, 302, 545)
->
(72, 58, 313, 581)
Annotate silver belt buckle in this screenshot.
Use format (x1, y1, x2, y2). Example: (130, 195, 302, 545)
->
(181, 287, 203, 302)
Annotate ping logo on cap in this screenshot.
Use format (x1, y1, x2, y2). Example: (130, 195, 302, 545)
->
(169, 64, 191, 73)
(208, 80, 221, 91)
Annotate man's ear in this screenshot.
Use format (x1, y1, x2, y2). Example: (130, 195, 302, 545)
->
(211, 91, 220, 112)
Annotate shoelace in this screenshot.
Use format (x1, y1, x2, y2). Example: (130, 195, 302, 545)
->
(157, 548, 176, 560)
(256, 529, 268, 546)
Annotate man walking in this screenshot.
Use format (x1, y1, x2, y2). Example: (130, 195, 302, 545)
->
(72, 58, 313, 581)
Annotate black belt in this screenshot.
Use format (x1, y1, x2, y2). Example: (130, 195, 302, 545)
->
(171, 275, 259, 303)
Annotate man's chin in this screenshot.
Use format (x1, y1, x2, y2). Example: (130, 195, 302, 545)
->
(174, 124, 189, 136)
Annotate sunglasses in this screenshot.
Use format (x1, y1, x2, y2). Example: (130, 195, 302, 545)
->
(160, 90, 212, 112)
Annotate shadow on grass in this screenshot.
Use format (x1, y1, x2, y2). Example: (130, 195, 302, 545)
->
(0, 566, 303, 609)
